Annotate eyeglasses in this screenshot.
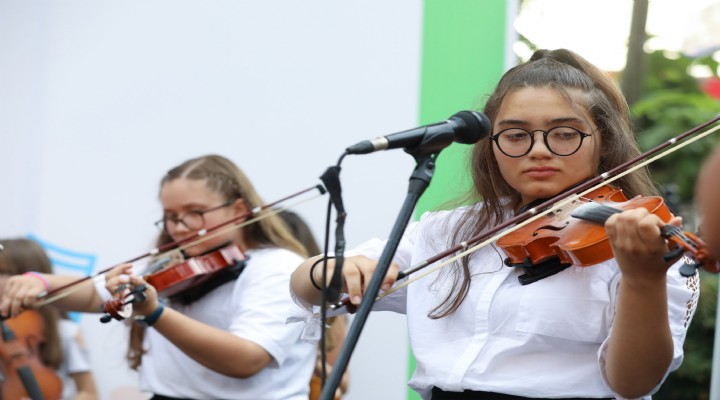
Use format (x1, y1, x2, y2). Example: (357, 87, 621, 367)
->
(154, 200, 235, 233)
(490, 126, 592, 158)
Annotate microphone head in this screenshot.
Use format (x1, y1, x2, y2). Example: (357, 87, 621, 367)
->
(450, 111, 491, 144)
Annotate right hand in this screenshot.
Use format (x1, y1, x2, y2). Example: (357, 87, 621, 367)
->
(316, 255, 400, 307)
(0, 274, 47, 318)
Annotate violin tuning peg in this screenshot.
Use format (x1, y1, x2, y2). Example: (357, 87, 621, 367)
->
(663, 247, 684, 262)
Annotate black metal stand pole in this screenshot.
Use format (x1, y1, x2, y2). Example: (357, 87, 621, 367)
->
(320, 152, 437, 400)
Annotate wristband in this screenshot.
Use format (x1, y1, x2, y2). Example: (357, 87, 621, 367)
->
(135, 300, 165, 327)
(23, 271, 49, 291)
(309, 257, 335, 291)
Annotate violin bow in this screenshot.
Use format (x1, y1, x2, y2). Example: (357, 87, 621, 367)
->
(33, 184, 327, 307)
(332, 115, 720, 309)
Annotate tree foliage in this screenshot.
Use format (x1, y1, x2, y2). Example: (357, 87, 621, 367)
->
(631, 50, 720, 400)
(633, 50, 720, 202)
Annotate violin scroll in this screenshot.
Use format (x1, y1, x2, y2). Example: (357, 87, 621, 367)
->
(659, 227, 720, 277)
(100, 284, 148, 323)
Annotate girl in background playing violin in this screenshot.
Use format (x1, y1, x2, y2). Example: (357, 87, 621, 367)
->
(291, 49, 699, 400)
(1, 154, 317, 399)
(0, 237, 98, 400)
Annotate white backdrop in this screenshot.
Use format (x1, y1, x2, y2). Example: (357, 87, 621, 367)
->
(0, 2, 425, 398)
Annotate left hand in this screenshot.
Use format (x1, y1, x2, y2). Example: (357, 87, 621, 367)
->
(605, 207, 681, 283)
(104, 264, 159, 318)
(0, 274, 47, 318)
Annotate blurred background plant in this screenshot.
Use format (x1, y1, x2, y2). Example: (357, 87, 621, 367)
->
(625, 26, 719, 400)
(635, 50, 720, 204)
(632, 49, 720, 400)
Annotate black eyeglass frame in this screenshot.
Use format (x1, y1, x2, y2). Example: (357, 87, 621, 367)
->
(154, 199, 236, 234)
(490, 126, 593, 158)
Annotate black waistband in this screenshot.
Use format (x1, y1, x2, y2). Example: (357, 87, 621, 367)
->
(431, 387, 613, 400)
(151, 395, 194, 400)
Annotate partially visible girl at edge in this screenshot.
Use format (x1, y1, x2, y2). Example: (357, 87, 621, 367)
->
(290, 49, 699, 400)
(0, 154, 317, 399)
(0, 237, 99, 400)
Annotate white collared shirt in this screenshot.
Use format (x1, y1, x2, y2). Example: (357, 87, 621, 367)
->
(301, 204, 699, 400)
(99, 247, 317, 399)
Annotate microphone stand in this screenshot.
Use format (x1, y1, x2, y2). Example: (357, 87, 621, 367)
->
(320, 148, 438, 400)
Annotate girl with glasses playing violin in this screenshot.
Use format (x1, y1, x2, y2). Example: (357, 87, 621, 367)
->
(291, 49, 699, 400)
(1, 154, 317, 399)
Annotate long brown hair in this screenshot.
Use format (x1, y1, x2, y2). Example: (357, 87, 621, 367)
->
(0, 238, 65, 369)
(155, 154, 307, 256)
(430, 49, 659, 318)
(128, 154, 308, 369)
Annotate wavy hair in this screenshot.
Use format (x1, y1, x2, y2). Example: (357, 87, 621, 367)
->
(430, 49, 658, 318)
(128, 154, 307, 369)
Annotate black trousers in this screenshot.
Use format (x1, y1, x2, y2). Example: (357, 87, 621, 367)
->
(431, 387, 613, 400)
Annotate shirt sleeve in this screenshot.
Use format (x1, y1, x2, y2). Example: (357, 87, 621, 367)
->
(597, 260, 700, 398)
(228, 249, 312, 367)
(59, 319, 93, 374)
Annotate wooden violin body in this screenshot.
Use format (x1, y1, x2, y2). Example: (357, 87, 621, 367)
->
(0, 310, 63, 400)
(100, 243, 248, 322)
(497, 185, 674, 268)
(146, 243, 247, 298)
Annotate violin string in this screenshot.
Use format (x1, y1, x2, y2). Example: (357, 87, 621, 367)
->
(369, 120, 720, 303)
(665, 225, 699, 249)
(145, 185, 325, 266)
(167, 194, 322, 260)
(35, 187, 326, 306)
(36, 197, 321, 307)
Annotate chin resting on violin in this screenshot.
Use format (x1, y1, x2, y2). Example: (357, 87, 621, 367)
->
(0, 154, 318, 400)
(291, 49, 699, 400)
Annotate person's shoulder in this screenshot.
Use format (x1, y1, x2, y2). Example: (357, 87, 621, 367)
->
(246, 246, 303, 260)
(245, 247, 304, 272)
(57, 318, 80, 339)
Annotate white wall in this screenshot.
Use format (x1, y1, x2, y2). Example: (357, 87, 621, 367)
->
(0, 2, 423, 398)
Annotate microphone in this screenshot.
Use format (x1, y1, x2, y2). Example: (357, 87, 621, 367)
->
(345, 111, 491, 155)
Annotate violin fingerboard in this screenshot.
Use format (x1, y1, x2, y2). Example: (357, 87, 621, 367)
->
(570, 202, 621, 225)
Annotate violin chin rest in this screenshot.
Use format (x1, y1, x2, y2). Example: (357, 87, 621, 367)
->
(505, 256, 571, 285)
(679, 262, 699, 277)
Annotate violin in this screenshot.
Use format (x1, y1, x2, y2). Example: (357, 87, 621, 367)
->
(496, 186, 643, 268)
(36, 184, 324, 311)
(0, 310, 63, 400)
(495, 185, 719, 284)
(100, 243, 247, 321)
(145, 243, 247, 299)
(570, 196, 720, 277)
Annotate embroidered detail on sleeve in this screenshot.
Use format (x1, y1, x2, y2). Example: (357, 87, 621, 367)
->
(286, 313, 329, 342)
(684, 273, 700, 328)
